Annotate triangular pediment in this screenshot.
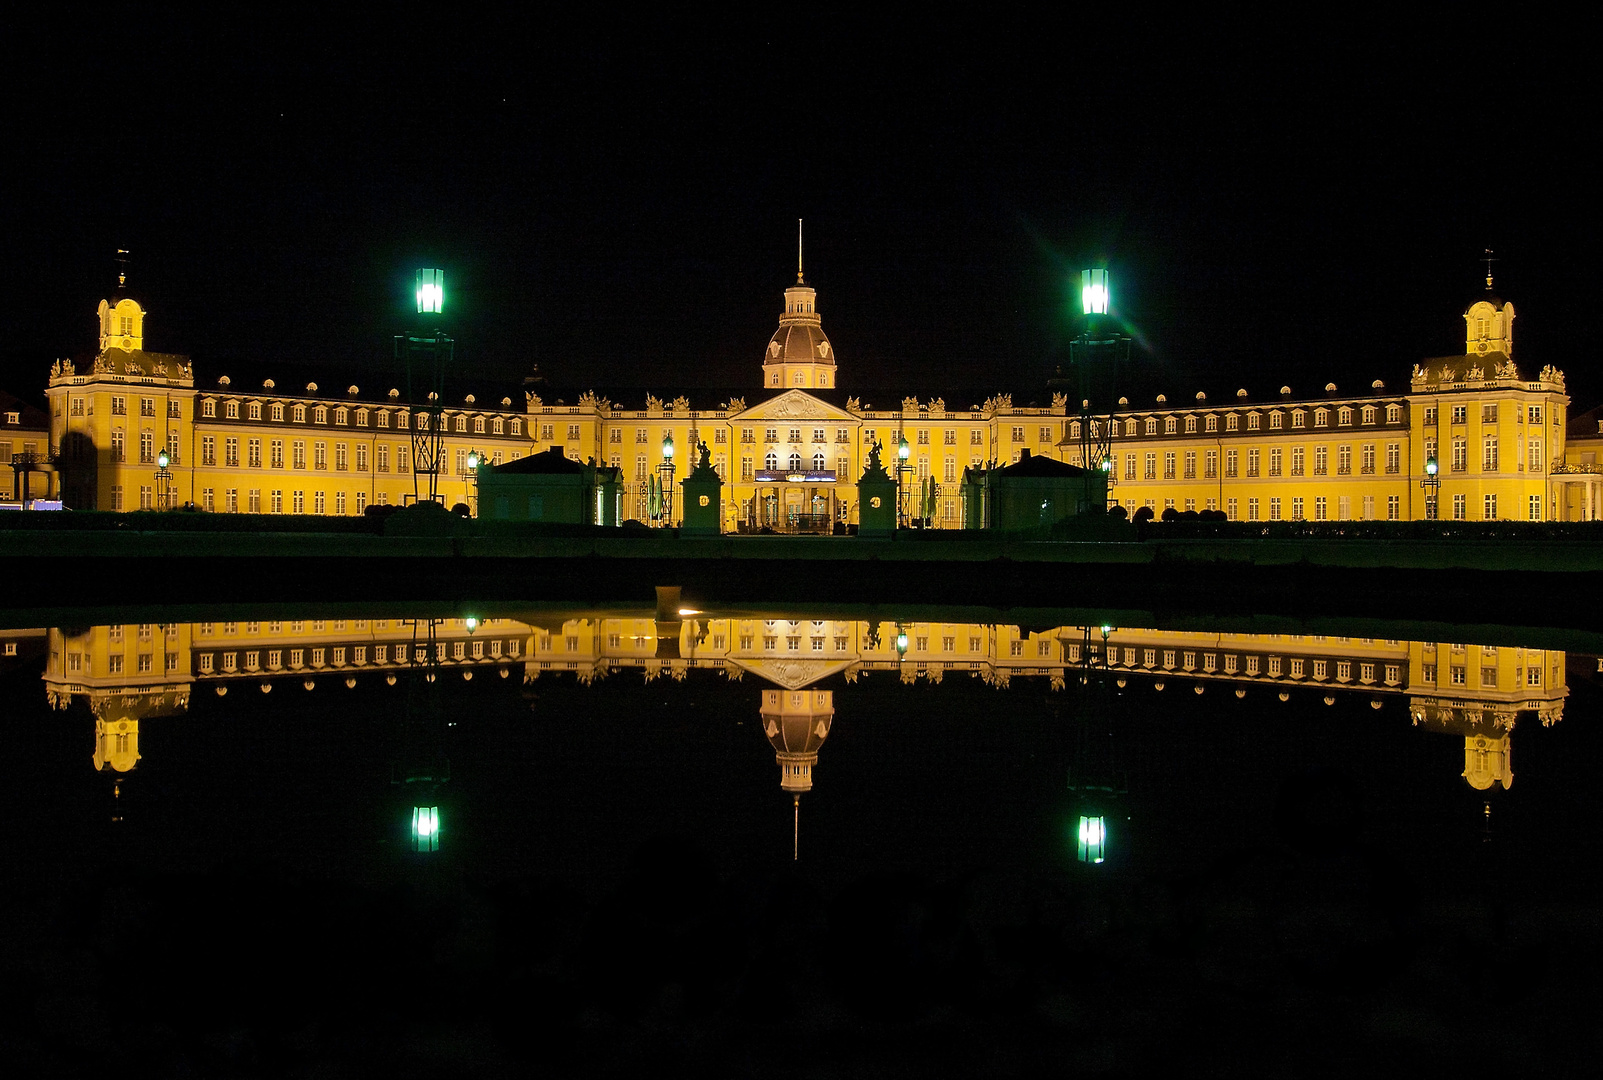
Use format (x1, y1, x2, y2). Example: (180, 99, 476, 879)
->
(726, 655, 859, 690)
(731, 390, 859, 424)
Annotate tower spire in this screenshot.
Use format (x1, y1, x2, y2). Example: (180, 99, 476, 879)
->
(1483, 248, 1497, 291)
(116, 248, 130, 290)
(797, 218, 804, 284)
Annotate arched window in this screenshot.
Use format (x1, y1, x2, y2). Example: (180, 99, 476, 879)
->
(813, 452, 826, 471)
(1164, 417, 1177, 434)
(765, 452, 778, 470)
(1125, 419, 1137, 436)
(1145, 418, 1157, 435)
(789, 452, 803, 471)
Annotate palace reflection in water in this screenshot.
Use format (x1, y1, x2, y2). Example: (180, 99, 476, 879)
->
(31, 608, 1572, 808)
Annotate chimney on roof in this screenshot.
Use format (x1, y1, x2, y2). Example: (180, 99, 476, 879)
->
(1020, 448, 1031, 461)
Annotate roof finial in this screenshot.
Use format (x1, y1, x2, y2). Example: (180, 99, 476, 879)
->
(797, 218, 804, 284)
(1483, 248, 1497, 291)
(793, 794, 800, 861)
(116, 248, 130, 289)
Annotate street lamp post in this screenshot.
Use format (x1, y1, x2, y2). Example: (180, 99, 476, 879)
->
(660, 434, 676, 526)
(1421, 456, 1440, 520)
(465, 449, 481, 515)
(897, 436, 911, 528)
(1068, 268, 1128, 513)
(154, 449, 174, 509)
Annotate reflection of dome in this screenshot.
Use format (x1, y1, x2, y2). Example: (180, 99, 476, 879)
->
(1464, 734, 1513, 791)
(761, 688, 833, 793)
(94, 717, 141, 773)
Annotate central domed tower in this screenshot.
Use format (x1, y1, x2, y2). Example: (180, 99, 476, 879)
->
(762, 230, 836, 390)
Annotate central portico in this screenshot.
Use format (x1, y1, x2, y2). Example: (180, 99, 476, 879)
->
(727, 389, 864, 531)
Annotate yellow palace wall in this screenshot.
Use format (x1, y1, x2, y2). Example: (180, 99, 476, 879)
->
(42, 290, 1574, 523)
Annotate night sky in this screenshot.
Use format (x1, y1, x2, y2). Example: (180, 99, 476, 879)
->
(4, 16, 1594, 407)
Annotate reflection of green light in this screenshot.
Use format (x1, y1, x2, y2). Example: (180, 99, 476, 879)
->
(1076, 814, 1107, 864)
(464, 617, 478, 633)
(412, 806, 440, 852)
(896, 631, 908, 653)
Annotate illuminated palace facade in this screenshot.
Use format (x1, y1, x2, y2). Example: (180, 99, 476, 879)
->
(41, 612, 1566, 794)
(42, 276, 1596, 524)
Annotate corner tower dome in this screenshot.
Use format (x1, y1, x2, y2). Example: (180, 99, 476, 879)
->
(1464, 265, 1514, 357)
(762, 228, 836, 390)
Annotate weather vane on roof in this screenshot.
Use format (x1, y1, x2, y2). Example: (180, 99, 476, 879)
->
(1483, 248, 1497, 291)
(116, 248, 130, 289)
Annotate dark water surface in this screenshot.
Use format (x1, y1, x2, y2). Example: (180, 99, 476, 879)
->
(2, 607, 1600, 1075)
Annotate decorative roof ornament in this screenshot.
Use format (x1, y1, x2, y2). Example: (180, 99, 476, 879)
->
(1051, 392, 1068, 409)
(1540, 365, 1566, 388)
(1466, 365, 1484, 381)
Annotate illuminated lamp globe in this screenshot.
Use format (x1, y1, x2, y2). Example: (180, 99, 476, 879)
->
(157, 450, 170, 469)
(466, 451, 480, 471)
(1425, 457, 1439, 477)
(1076, 814, 1108, 864)
(416, 269, 444, 314)
(662, 434, 674, 460)
(1081, 268, 1110, 316)
(898, 437, 910, 462)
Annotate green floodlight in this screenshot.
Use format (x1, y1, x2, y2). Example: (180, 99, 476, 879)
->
(1099, 458, 1112, 472)
(662, 433, 675, 460)
(464, 617, 478, 633)
(466, 449, 480, 471)
(898, 437, 910, 461)
(157, 450, 170, 469)
(1076, 814, 1107, 864)
(1081, 268, 1110, 316)
(896, 628, 909, 654)
(1425, 457, 1439, 476)
(416, 269, 444, 315)
(411, 805, 440, 852)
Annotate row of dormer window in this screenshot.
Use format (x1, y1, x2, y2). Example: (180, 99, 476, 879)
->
(196, 398, 527, 436)
(1091, 403, 1405, 439)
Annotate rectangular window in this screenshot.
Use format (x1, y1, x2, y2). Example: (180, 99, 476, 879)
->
(1386, 443, 1400, 473)
(1268, 497, 1280, 521)
(336, 444, 349, 471)
(1291, 446, 1304, 476)
(1314, 496, 1326, 520)
(1184, 451, 1196, 479)
(111, 485, 125, 511)
(1387, 495, 1399, 520)
(202, 436, 215, 465)
(1225, 449, 1237, 478)
(1269, 448, 1282, 476)
(355, 445, 367, 471)
(1248, 497, 1259, 521)
(1291, 497, 1303, 520)
(248, 439, 262, 468)
(1453, 493, 1466, 520)
(1529, 494, 1542, 521)
(270, 440, 284, 469)
(1227, 497, 1238, 520)
(1164, 452, 1176, 479)
(335, 491, 346, 515)
(1144, 452, 1157, 479)
(1484, 493, 1497, 520)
